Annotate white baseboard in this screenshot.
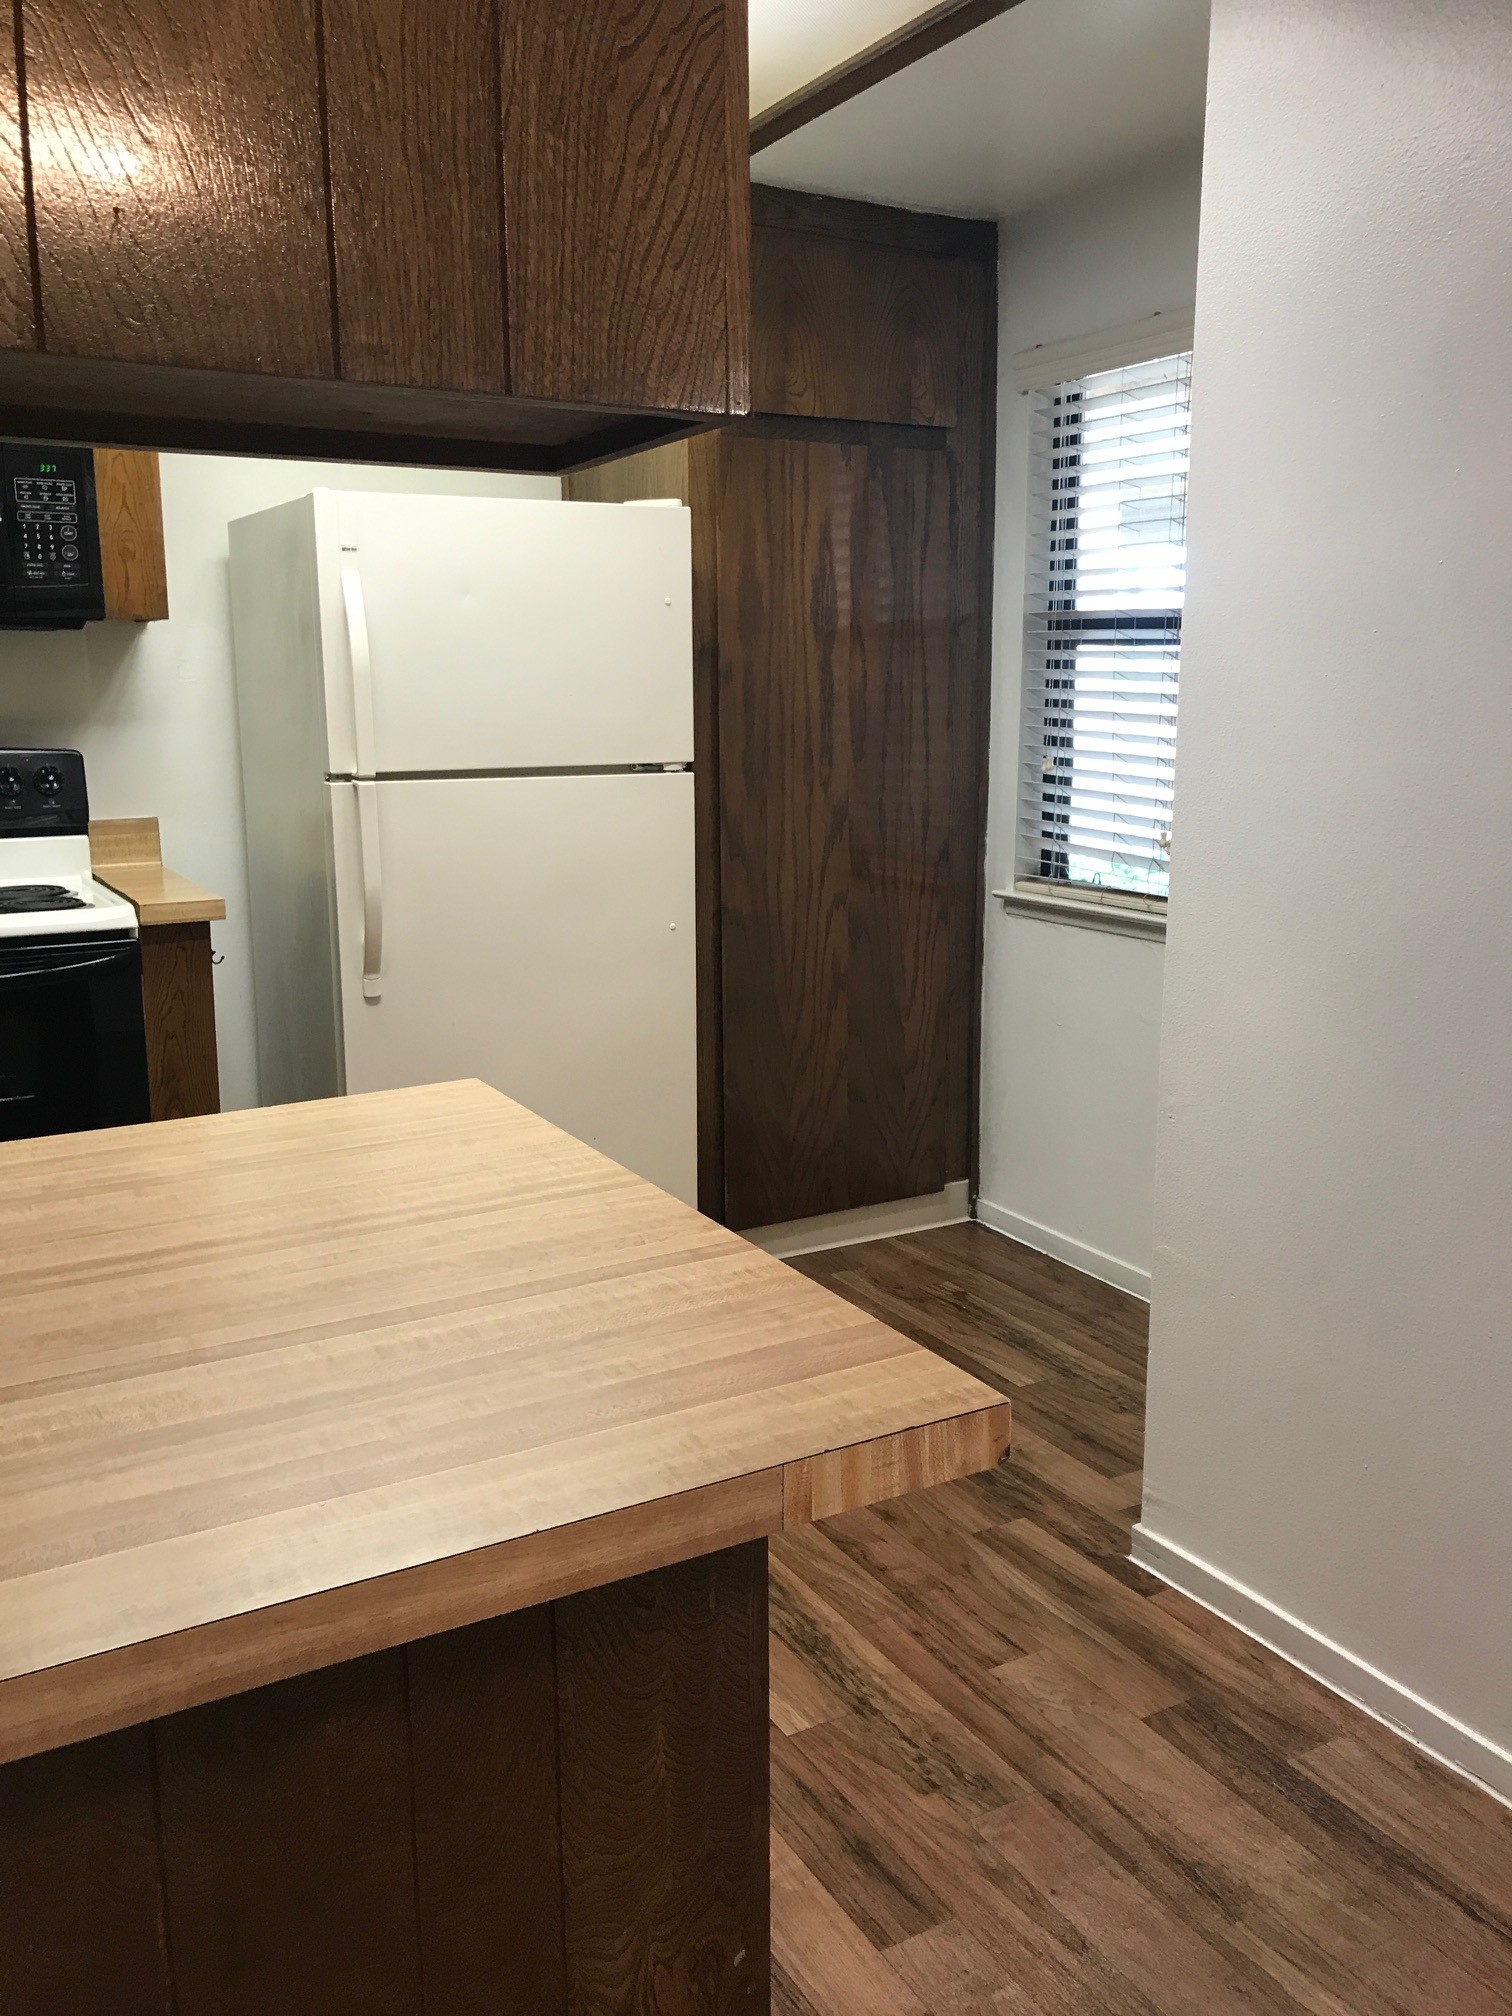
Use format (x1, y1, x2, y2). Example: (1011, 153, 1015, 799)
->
(974, 1198, 1151, 1300)
(1132, 1524, 1512, 1808)
(743, 1181, 970, 1259)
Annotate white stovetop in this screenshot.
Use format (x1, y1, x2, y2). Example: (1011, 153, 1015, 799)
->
(0, 832, 139, 940)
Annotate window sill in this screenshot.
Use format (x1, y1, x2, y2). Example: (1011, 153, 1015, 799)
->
(991, 880, 1167, 941)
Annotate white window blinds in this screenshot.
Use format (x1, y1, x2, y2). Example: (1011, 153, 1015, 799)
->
(1019, 348, 1192, 899)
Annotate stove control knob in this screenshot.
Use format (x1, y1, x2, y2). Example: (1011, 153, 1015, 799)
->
(32, 764, 63, 799)
(0, 766, 21, 801)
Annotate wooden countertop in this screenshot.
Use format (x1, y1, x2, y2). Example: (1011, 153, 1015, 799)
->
(0, 1082, 1008, 1764)
(91, 815, 226, 925)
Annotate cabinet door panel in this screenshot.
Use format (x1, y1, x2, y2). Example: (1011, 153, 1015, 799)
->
(718, 433, 960, 1230)
(718, 434, 853, 1228)
(0, 28, 33, 349)
(751, 231, 959, 426)
(324, 0, 507, 392)
(140, 923, 220, 1120)
(846, 444, 957, 1204)
(501, 0, 735, 411)
(24, 0, 332, 375)
(721, 0, 751, 416)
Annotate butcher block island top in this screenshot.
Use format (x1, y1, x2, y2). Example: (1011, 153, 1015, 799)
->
(0, 1079, 1009, 1766)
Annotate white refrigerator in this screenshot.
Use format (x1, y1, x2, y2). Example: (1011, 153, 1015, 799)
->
(228, 490, 697, 1203)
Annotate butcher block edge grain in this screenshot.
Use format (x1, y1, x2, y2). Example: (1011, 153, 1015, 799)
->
(0, 1414, 1008, 1766)
(0, 1081, 1009, 1764)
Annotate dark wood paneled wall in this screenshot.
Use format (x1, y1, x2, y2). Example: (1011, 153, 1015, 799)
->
(0, 1543, 770, 2016)
(570, 189, 997, 1232)
(0, 0, 750, 468)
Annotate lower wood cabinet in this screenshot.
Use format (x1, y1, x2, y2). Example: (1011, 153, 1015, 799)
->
(92, 819, 223, 1120)
(0, 1543, 769, 2016)
(570, 190, 997, 1232)
(139, 923, 221, 1121)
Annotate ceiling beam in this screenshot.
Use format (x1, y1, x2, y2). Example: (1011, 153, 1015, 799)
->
(750, 0, 1030, 155)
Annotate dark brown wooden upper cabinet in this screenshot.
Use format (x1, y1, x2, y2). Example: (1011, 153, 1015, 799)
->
(0, 0, 751, 468)
(0, 31, 34, 350)
(749, 193, 963, 428)
(24, 0, 335, 378)
(323, 0, 507, 394)
(501, 0, 745, 414)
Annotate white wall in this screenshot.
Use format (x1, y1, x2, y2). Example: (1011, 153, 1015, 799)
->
(1138, 0, 1512, 1799)
(749, 0, 924, 114)
(978, 147, 1204, 1295)
(0, 456, 559, 1112)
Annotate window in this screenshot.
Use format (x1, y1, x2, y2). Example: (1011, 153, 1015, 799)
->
(1019, 347, 1192, 900)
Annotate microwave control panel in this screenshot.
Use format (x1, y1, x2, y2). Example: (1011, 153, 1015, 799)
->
(15, 471, 86, 584)
(0, 445, 106, 628)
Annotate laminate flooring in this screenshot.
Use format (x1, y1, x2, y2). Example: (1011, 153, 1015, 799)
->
(770, 1224, 1512, 2016)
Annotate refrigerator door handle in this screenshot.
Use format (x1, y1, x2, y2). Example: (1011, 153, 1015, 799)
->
(354, 779, 384, 1002)
(340, 561, 378, 780)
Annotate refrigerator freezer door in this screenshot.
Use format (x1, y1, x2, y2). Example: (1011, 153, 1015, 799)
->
(329, 772, 697, 1203)
(317, 493, 694, 775)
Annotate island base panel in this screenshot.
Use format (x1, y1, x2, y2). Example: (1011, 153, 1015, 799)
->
(0, 1542, 770, 2016)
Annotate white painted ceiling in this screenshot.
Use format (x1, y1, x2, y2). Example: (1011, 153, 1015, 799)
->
(751, 0, 1211, 221)
(749, 0, 931, 116)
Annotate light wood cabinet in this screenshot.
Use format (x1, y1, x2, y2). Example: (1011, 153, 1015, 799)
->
(0, 0, 751, 471)
(92, 451, 169, 621)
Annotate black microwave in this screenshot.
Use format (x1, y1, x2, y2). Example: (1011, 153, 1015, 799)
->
(0, 444, 106, 629)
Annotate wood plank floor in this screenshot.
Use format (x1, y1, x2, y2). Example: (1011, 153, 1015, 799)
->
(771, 1224, 1512, 2016)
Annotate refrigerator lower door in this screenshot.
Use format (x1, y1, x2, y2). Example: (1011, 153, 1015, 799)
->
(329, 772, 697, 1204)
